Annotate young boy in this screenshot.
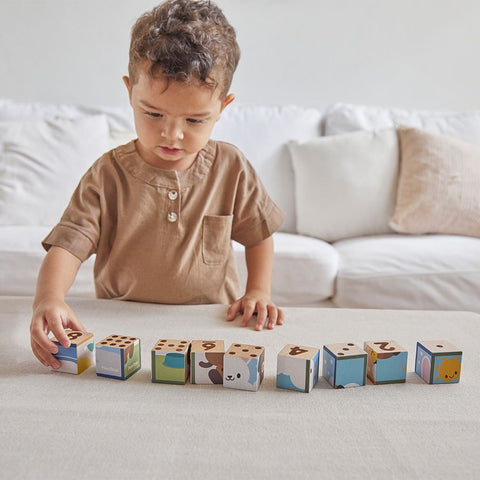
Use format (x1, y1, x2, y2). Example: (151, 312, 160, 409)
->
(30, 0, 285, 370)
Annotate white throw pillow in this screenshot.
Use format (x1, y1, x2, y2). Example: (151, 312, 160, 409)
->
(0, 115, 110, 226)
(289, 129, 399, 242)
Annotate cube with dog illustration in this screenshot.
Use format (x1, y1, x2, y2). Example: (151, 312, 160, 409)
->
(223, 343, 265, 392)
(190, 340, 224, 385)
(152, 339, 191, 384)
(95, 335, 141, 380)
(276, 344, 320, 393)
(51, 330, 94, 374)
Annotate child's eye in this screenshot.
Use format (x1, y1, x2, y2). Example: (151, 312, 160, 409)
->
(145, 111, 162, 118)
(186, 118, 203, 125)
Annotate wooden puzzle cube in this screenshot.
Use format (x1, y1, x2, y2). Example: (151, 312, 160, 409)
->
(223, 344, 265, 392)
(276, 344, 320, 393)
(190, 340, 224, 385)
(51, 330, 94, 374)
(322, 343, 367, 388)
(95, 335, 141, 380)
(151, 339, 191, 384)
(415, 340, 462, 384)
(364, 340, 408, 384)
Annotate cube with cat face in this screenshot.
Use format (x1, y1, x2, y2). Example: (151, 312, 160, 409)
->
(223, 343, 265, 392)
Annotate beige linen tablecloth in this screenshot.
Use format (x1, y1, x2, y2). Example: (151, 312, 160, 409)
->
(1, 296, 479, 479)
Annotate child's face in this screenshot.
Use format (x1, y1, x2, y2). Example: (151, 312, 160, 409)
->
(124, 69, 233, 170)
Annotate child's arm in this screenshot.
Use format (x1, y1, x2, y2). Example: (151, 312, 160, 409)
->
(226, 236, 285, 330)
(30, 246, 85, 369)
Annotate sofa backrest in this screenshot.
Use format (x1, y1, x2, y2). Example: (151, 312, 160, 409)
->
(0, 99, 322, 233)
(212, 105, 322, 233)
(2, 98, 480, 237)
(324, 102, 480, 144)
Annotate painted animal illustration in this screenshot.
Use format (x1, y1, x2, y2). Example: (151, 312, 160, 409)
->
(224, 356, 263, 389)
(199, 352, 224, 384)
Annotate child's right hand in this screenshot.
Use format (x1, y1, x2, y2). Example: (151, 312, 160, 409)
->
(30, 298, 85, 369)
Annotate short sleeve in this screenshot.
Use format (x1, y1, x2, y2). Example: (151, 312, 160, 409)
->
(231, 156, 285, 247)
(42, 159, 103, 262)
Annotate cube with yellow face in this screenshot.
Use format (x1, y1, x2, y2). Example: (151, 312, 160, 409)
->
(415, 340, 462, 384)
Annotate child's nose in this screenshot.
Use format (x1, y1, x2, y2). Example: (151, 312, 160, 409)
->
(161, 120, 184, 141)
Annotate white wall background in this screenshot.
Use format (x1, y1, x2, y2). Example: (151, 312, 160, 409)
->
(1, 0, 479, 111)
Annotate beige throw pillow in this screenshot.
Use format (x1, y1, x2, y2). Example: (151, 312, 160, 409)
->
(390, 128, 480, 237)
(289, 129, 399, 242)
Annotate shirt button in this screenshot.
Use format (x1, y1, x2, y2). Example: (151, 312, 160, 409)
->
(167, 212, 178, 223)
(168, 190, 178, 201)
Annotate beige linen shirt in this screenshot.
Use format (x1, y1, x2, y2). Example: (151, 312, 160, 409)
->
(43, 139, 285, 305)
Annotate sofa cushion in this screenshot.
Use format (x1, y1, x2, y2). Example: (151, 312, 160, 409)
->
(391, 128, 480, 237)
(0, 228, 338, 305)
(0, 226, 95, 296)
(212, 105, 322, 233)
(0, 115, 110, 226)
(289, 129, 398, 242)
(333, 234, 480, 312)
(233, 232, 339, 305)
(324, 102, 480, 144)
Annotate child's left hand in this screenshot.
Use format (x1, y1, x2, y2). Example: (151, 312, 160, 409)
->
(226, 289, 285, 331)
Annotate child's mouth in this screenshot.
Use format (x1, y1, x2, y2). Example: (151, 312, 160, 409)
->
(160, 146, 182, 156)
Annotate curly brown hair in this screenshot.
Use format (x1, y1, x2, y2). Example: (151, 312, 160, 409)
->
(128, 0, 240, 98)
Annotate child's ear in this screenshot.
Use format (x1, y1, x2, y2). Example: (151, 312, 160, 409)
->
(123, 76, 132, 104)
(221, 93, 235, 112)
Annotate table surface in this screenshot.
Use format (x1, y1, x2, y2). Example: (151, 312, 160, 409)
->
(1, 296, 479, 480)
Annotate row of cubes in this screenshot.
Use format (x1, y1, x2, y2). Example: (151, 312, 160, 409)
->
(52, 333, 462, 391)
(51, 332, 142, 379)
(282, 340, 462, 391)
(52, 334, 265, 391)
(152, 340, 265, 391)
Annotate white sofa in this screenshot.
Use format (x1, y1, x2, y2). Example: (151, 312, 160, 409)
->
(1, 99, 479, 312)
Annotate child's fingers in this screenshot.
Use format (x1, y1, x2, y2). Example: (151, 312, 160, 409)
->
(31, 337, 60, 369)
(46, 313, 72, 349)
(277, 307, 285, 325)
(240, 301, 256, 327)
(254, 303, 268, 331)
(226, 301, 241, 321)
(267, 305, 278, 329)
(30, 317, 59, 354)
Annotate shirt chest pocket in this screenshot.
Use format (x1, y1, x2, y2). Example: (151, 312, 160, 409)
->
(202, 215, 234, 265)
